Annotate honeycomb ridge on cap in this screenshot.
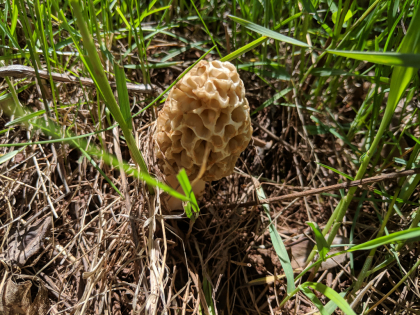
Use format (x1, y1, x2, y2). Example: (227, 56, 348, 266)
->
(154, 60, 252, 182)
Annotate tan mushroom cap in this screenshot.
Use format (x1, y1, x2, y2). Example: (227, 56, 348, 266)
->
(154, 60, 252, 182)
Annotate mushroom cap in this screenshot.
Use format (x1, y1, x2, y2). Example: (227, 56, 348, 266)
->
(154, 60, 252, 182)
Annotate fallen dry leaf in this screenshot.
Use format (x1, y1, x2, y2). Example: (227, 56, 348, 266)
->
(288, 235, 349, 271)
(0, 275, 49, 315)
(0, 217, 52, 267)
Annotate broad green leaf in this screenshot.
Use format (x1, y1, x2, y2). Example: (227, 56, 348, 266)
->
(228, 15, 310, 48)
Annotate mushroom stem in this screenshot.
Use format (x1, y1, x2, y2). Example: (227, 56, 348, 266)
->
(191, 142, 211, 187)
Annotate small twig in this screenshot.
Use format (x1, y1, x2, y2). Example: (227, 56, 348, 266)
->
(0, 65, 159, 94)
(23, 192, 70, 227)
(217, 168, 420, 209)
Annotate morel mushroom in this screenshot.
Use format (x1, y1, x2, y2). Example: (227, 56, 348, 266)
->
(154, 60, 252, 209)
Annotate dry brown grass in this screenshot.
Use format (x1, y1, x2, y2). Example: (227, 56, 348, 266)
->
(1, 16, 420, 315)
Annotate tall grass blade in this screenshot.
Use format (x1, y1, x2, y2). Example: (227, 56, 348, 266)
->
(257, 186, 295, 293)
(190, 0, 222, 58)
(228, 15, 310, 48)
(114, 62, 132, 129)
(326, 50, 420, 67)
(221, 36, 268, 62)
(69, 0, 153, 192)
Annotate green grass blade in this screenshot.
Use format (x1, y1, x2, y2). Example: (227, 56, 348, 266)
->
(0, 149, 21, 165)
(242, 64, 290, 81)
(0, 19, 26, 57)
(310, 116, 360, 153)
(176, 169, 200, 220)
(257, 185, 295, 293)
(343, 6, 420, 296)
(303, 282, 356, 315)
(74, 139, 124, 198)
(190, 0, 221, 58)
(316, 162, 354, 181)
(114, 62, 132, 129)
(69, 0, 152, 192)
(349, 227, 420, 251)
(325, 50, 420, 67)
(221, 36, 268, 62)
(296, 227, 420, 282)
(0, 128, 13, 136)
(228, 15, 310, 48)
(300, 0, 333, 36)
(124, 62, 181, 69)
(5, 110, 46, 127)
(221, 12, 304, 62)
(10, 3, 19, 36)
(306, 222, 330, 261)
(89, 148, 190, 201)
(135, 46, 216, 116)
(0, 124, 117, 147)
(324, 291, 347, 315)
(139, 6, 171, 22)
(251, 87, 293, 115)
(203, 277, 216, 315)
(299, 286, 328, 315)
